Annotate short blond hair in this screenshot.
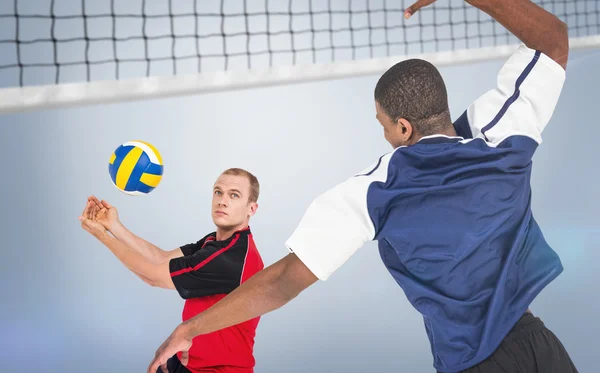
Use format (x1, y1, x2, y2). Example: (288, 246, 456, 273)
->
(221, 168, 260, 203)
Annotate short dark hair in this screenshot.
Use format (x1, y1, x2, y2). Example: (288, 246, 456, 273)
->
(221, 168, 260, 203)
(374, 58, 451, 136)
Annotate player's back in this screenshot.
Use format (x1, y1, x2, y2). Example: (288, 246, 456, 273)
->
(366, 45, 567, 372)
(284, 45, 567, 373)
(371, 134, 563, 372)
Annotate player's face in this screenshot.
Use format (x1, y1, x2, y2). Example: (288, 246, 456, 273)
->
(211, 174, 257, 230)
(375, 101, 413, 149)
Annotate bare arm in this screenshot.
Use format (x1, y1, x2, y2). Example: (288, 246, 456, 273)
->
(96, 230, 176, 290)
(99, 223, 180, 287)
(471, 0, 569, 69)
(147, 253, 318, 372)
(90, 197, 183, 264)
(184, 253, 317, 334)
(109, 222, 183, 264)
(405, 0, 569, 69)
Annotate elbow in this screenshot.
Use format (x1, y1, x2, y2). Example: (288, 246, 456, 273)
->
(148, 279, 172, 289)
(260, 264, 300, 307)
(140, 272, 163, 288)
(278, 281, 301, 304)
(552, 20, 569, 69)
(152, 276, 176, 290)
(557, 20, 569, 55)
(275, 255, 317, 304)
(143, 277, 157, 287)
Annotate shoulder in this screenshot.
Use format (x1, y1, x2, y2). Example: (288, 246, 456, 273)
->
(200, 231, 216, 241)
(213, 227, 253, 250)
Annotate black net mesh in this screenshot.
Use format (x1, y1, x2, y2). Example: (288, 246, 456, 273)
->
(0, 0, 598, 89)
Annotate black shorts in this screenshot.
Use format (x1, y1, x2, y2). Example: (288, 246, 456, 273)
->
(452, 312, 578, 373)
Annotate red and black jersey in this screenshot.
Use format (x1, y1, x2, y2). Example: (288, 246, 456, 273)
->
(169, 227, 264, 373)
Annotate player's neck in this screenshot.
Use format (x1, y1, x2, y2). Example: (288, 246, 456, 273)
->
(412, 125, 458, 144)
(439, 125, 458, 137)
(216, 224, 249, 241)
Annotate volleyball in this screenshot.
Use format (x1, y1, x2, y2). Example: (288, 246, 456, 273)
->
(108, 140, 164, 195)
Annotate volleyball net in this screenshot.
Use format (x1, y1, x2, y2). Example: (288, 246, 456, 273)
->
(0, 0, 599, 113)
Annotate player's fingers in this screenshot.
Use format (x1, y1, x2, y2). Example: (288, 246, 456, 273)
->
(404, 0, 436, 19)
(82, 199, 91, 217)
(91, 201, 98, 219)
(91, 196, 103, 209)
(94, 204, 103, 218)
(101, 199, 113, 209)
(95, 197, 105, 210)
(148, 345, 170, 373)
(147, 359, 158, 373)
(86, 201, 94, 219)
(91, 202, 99, 220)
(148, 355, 165, 373)
(180, 350, 189, 366)
(81, 216, 98, 230)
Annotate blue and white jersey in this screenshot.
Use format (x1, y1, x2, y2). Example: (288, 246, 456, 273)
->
(285, 45, 566, 373)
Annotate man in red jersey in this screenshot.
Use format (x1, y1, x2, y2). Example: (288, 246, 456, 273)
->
(79, 168, 265, 373)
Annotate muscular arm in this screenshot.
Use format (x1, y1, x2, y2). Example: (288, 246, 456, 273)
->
(405, 0, 569, 69)
(176, 167, 383, 335)
(103, 222, 181, 286)
(471, 0, 568, 69)
(181, 253, 317, 336)
(147, 253, 318, 372)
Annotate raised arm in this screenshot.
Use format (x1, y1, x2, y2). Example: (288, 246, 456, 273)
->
(405, 0, 569, 69)
(469, 0, 568, 69)
(405, 1, 569, 143)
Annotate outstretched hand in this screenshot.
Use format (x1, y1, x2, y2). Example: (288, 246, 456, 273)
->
(404, 0, 484, 19)
(147, 325, 193, 373)
(79, 200, 107, 238)
(88, 196, 120, 231)
(79, 196, 119, 239)
(404, 0, 437, 19)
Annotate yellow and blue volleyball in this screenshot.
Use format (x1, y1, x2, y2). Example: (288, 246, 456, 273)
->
(108, 140, 164, 195)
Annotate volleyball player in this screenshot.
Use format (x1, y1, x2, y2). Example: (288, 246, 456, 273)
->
(147, 1, 577, 372)
(79, 168, 264, 373)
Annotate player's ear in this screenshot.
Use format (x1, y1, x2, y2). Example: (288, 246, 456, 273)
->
(248, 202, 258, 216)
(397, 117, 414, 141)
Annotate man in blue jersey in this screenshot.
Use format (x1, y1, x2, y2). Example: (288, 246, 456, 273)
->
(148, 0, 577, 372)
